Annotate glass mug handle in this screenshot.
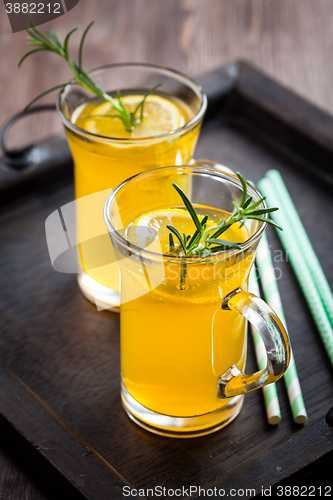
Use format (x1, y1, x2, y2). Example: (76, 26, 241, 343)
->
(218, 288, 291, 398)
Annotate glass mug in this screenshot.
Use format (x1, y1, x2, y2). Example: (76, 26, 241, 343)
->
(57, 63, 207, 311)
(104, 165, 291, 437)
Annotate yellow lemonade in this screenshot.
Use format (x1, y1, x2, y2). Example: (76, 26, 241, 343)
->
(120, 206, 252, 418)
(66, 93, 201, 298)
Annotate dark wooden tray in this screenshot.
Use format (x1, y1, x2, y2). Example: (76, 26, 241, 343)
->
(0, 61, 332, 499)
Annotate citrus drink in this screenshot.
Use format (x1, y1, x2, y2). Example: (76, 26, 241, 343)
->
(120, 206, 251, 417)
(65, 93, 201, 303)
(104, 165, 290, 436)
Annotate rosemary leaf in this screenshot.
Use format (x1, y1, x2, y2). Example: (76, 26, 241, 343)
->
(180, 259, 187, 290)
(169, 232, 175, 251)
(28, 24, 57, 48)
(64, 28, 78, 59)
(187, 214, 208, 249)
(210, 221, 234, 240)
(207, 238, 241, 249)
(24, 84, 68, 111)
(237, 172, 248, 207)
(168, 173, 282, 259)
(19, 22, 162, 133)
(134, 83, 163, 121)
(78, 21, 94, 69)
(49, 30, 62, 49)
(248, 216, 282, 230)
(187, 231, 203, 252)
(167, 225, 187, 254)
(210, 244, 235, 253)
(19, 49, 48, 67)
(171, 183, 202, 233)
(242, 196, 253, 210)
(247, 207, 278, 215)
(245, 197, 267, 211)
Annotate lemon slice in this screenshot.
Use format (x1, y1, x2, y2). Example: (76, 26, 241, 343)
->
(126, 208, 194, 254)
(125, 207, 249, 255)
(124, 95, 185, 138)
(76, 95, 185, 139)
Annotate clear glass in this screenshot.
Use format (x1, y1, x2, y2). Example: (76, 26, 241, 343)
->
(104, 165, 291, 437)
(57, 63, 207, 311)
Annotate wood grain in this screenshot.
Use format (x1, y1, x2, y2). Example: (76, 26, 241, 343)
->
(0, 361, 130, 500)
(2, 0, 333, 141)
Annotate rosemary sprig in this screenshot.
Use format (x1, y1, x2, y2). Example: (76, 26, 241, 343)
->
(168, 173, 282, 257)
(19, 22, 161, 132)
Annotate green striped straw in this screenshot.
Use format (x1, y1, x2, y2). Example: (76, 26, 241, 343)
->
(248, 268, 281, 425)
(256, 232, 308, 424)
(266, 169, 333, 329)
(258, 177, 333, 367)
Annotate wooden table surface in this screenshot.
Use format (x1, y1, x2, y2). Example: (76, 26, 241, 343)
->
(1, 0, 333, 498)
